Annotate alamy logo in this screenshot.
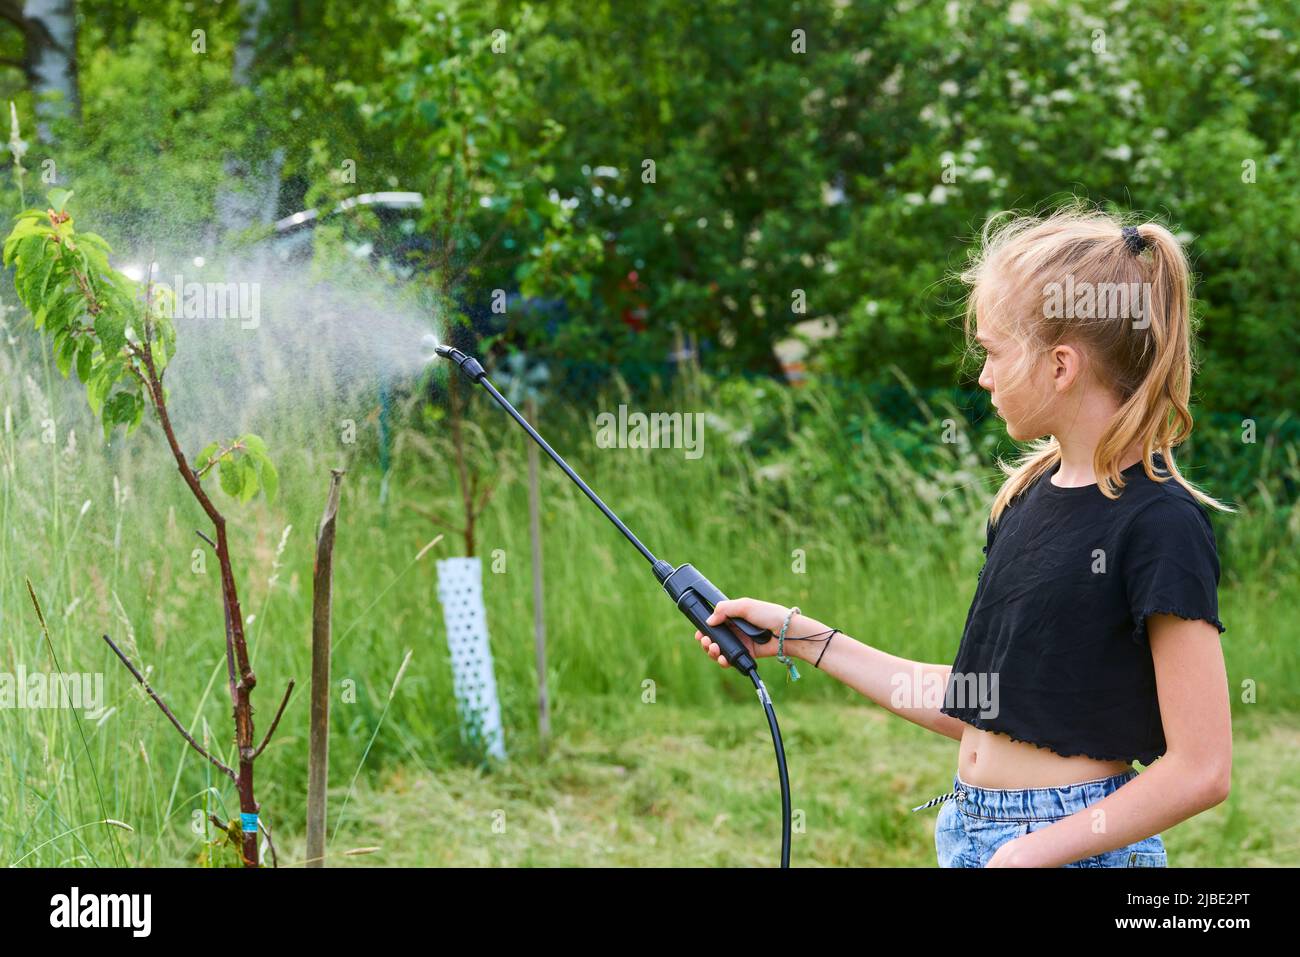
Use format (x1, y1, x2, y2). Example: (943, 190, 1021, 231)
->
(890, 666, 1000, 719)
(153, 274, 260, 329)
(0, 666, 104, 717)
(50, 887, 151, 937)
(594, 405, 705, 460)
(1043, 277, 1152, 328)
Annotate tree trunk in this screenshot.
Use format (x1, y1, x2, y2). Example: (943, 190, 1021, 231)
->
(20, 0, 80, 140)
(210, 0, 284, 247)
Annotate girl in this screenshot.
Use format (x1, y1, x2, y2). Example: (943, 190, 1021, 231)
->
(693, 205, 1233, 868)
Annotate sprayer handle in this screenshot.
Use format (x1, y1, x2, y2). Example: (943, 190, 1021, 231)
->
(659, 562, 775, 649)
(682, 570, 774, 644)
(728, 615, 774, 645)
(678, 589, 758, 676)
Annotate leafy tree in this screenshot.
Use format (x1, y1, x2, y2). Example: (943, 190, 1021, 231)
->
(4, 189, 289, 867)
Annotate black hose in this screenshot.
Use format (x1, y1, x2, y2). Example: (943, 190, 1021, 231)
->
(752, 673, 791, 868)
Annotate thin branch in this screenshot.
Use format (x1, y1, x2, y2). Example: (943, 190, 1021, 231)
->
(195, 440, 245, 480)
(260, 819, 279, 868)
(404, 501, 464, 536)
(195, 529, 216, 550)
(101, 633, 237, 782)
(251, 679, 295, 761)
(473, 470, 500, 518)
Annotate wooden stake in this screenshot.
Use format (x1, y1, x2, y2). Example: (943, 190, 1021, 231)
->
(526, 397, 551, 752)
(307, 468, 345, 868)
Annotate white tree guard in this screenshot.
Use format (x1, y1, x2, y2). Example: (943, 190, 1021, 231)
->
(436, 556, 507, 760)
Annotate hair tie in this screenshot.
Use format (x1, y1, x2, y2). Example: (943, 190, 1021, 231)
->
(1122, 225, 1150, 255)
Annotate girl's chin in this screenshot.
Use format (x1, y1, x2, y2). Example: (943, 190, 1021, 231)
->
(1005, 422, 1047, 442)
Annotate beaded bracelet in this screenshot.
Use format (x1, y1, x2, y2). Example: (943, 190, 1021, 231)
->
(777, 606, 802, 683)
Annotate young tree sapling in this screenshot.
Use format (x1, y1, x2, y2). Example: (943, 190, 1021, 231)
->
(4, 189, 291, 867)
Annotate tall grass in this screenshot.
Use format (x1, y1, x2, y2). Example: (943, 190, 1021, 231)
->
(0, 321, 1295, 865)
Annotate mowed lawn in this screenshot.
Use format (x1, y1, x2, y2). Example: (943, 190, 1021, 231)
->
(292, 697, 1298, 868)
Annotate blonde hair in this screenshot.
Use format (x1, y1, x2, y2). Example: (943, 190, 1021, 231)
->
(960, 201, 1233, 526)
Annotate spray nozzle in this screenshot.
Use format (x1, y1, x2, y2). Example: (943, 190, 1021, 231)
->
(431, 343, 486, 382)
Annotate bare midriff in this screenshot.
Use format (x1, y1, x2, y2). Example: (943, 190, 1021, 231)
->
(958, 725, 1134, 789)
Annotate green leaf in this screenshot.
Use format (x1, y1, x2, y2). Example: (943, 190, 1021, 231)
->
(53, 333, 76, 378)
(75, 341, 93, 383)
(237, 455, 259, 504)
(194, 441, 220, 474)
(47, 188, 73, 213)
(4, 218, 49, 265)
(101, 390, 141, 441)
(40, 291, 74, 334)
(241, 433, 267, 457)
(94, 309, 127, 355)
(13, 235, 45, 289)
(219, 455, 241, 498)
(257, 455, 279, 504)
(35, 255, 58, 302)
(125, 394, 145, 435)
(150, 334, 169, 373)
(77, 232, 113, 254)
(85, 359, 123, 417)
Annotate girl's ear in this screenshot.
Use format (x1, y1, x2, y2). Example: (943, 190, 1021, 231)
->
(1049, 343, 1084, 392)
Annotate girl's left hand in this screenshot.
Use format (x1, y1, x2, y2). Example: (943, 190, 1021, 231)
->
(985, 835, 1046, 867)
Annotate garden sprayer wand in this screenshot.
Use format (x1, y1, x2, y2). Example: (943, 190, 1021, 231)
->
(434, 344, 792, 867)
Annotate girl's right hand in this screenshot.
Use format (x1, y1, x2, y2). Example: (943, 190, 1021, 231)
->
(693, 597, 795, 670)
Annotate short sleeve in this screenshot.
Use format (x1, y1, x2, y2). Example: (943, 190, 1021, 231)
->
(976, 516, 996, 581)
(1120, 495, 1225, 645)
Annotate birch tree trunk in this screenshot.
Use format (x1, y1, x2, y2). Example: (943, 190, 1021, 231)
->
(18, 0, 80, 141)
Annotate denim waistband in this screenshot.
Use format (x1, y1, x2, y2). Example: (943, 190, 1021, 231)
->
(912, 768, 1138, 820)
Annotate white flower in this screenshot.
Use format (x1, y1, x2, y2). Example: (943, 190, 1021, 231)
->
(756, 463, 793, 482)
(821, 182, 846, 206)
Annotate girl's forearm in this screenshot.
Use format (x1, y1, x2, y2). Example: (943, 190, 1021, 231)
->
(1019, 754, 1227, 867)
(788, 613, 968, 741)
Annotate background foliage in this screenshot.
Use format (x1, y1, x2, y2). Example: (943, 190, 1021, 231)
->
(0, 0, 1295, 867)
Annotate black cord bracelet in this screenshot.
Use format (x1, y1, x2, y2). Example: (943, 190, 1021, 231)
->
(814, 629, 839, 669)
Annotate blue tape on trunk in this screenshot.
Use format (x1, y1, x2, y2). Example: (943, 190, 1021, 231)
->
(241, 812, 259, 833)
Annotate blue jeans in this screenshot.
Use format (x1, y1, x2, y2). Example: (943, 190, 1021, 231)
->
(923, 769, 1169, 868)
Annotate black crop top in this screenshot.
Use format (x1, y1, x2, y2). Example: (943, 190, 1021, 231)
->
(939, 452, 1226, 766)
